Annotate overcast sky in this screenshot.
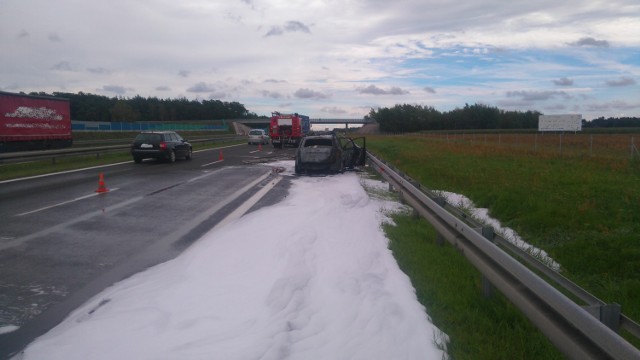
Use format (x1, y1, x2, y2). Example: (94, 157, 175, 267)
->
(2, 0, 638, 120)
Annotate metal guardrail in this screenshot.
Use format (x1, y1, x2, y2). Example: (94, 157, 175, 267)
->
(0, 136, 246, 164)
(367, 152, 640, 360)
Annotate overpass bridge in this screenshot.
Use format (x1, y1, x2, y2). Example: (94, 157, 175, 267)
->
(233, 117, 374, 128)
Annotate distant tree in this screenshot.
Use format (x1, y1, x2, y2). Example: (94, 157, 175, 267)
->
(369, 103, 543, 132)
(39, 91, 257, 122)
(110, 100, 140, 121)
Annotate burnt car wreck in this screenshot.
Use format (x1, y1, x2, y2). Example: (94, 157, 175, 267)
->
(294, 131, 366, 175)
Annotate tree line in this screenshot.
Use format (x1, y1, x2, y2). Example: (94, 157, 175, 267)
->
(367, 103, 640, 132)
(27, 92, 259, 122)
(367, 104, 540, 133)
(584, 117, 640, 128)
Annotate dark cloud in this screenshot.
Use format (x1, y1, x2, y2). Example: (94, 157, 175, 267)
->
(605, 77, 636, 87)
(178, 70, 190, 78)
(294, 88, 329, 99)
(102, 85, 128, 94)
(187, 82, 216, 92)
(569, 37, 609, 48)
(265, 27, 284, 37)
(261, 90, 283, 99)
(51, 61, 74, 71)
(17, 30, 29, 38)
(423, 87, 436, 93)
(48, 33, 62, 42)
(284, 21, 311, 33)
(208, 91, 227, 99)
(264, 79, 287, 83)
(553, 77, 573, 86)
(358, 85, 409, 95)
(156, 86, 170, 91)
(506, 90, 570, 101)
(265, 21, 311, 37)
(586, 101, 639, 111)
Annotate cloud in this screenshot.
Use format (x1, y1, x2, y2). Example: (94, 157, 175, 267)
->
(178, 70, 190, 78)
(48, 33, 62, 42)
(51, 61, 74, 71)
(586, 101, 639, 112)
(319, 106, 347, 114)
(187, 82, 216, 93)
(156, 86, 170, 91)
(284, 21, 311, 33)
(17, 30, 29, 38)
(87, 67, 111, 75)
(357, 85, 409, 95)
(261, 90, 284, 99)
(265, 27, 284, 37)
(569, 37, 609, 48)
(506, 90, 570, 101)
(101, 85, 129, 94)
(208, 91, 227, 99)
(553, 77, 573, 86)
(294, 88, 329, 99)
(544, 104, 567, 111)
(424, 87, 436, 93)
(605, 77, 636, 87)
(265, 21, 311, 37)
(264, 79, 287, 83)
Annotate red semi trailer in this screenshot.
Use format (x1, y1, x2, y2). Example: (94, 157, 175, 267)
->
(0, 91, 72, 152)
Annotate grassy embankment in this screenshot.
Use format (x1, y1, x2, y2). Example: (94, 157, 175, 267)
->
(367, 134, 640, 359)
(0, 131, 242, 181)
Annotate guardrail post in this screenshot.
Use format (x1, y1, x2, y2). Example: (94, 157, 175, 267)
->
(434, 197, 447, 246)
(480, 226, 495, 298)
(584, 303, 621, 332)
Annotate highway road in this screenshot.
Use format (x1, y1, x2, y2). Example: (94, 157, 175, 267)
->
(0, 143, 296, 358)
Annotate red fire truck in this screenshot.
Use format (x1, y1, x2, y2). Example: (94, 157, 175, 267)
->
(0, 91, 72, 152)
(269, 112, 310, 148)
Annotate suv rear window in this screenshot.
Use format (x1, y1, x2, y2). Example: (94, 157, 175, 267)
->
(135, 133, 162, 142)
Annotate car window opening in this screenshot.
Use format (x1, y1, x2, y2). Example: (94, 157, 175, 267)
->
(304, 139, 333, 147)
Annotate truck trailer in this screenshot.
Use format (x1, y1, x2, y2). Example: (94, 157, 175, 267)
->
(269, 112, 310, 148)
(0, 91, 72, 152)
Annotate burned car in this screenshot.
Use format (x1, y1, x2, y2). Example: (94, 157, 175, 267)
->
(294, 131, 366, 175)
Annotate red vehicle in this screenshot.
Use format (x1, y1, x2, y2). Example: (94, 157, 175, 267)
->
(269, 111, 310, 148)
(0, 91, 72, 152)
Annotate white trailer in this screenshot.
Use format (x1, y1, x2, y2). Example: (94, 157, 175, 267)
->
(538, 114, 582, 132)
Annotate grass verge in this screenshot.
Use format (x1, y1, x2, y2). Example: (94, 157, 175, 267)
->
(384, 212, 563, 359)
(366, 134, 640, 355)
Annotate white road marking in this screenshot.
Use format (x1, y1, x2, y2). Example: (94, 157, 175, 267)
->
(200, 159, 224, 167)
(16, 188, 120, 216)
(212, 175, 283, 230)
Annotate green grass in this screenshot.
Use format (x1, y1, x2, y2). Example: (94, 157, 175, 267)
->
(384, 213, 563, 359)
(367, 134, 640, 355)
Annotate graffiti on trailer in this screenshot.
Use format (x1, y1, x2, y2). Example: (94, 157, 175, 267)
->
(4, 106, 64, 121)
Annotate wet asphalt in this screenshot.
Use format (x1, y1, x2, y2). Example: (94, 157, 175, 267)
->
(0, 144, 296, 359)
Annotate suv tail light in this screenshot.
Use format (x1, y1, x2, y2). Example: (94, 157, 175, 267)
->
(159, 142, 167, 150)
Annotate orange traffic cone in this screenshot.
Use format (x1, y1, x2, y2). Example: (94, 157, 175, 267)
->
(219, 149, 224, 161)
(95, 173, 109, 193)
